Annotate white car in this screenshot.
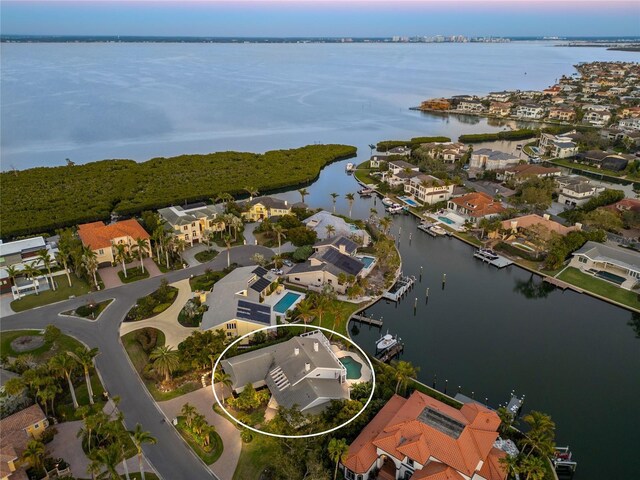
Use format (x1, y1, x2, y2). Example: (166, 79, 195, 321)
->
(271, 268, 283, 275)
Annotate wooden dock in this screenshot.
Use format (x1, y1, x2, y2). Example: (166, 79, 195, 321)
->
(376, 343, 404, 363)
(544, 277, 584, 293)
(351, 314, 383, 327)
(473, 252, 513, 268)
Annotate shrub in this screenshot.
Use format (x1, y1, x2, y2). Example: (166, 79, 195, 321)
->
(286, 226, 318, 247)
(292, 245, 314, 262)
(152, 303, 172, 314)
(136, 328, 159, 353)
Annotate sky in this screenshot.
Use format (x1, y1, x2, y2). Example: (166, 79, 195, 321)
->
(1, 1, 639, 37)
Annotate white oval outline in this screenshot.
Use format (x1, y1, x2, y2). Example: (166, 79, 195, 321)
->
(212, 324, 376, 439)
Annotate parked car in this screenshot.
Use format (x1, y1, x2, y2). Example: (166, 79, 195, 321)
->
(282, 259, 294, 267)
(271, 268, 283, 275)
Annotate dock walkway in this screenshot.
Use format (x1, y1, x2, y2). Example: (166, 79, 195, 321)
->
(351, 314, 383, 327)
(473, 252, 513, 268)
(376, 343, 404, 363)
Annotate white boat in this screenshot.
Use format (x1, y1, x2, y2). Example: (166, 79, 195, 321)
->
(376, 331, 399, 351)
(430, 225, 447, 236)
(418, 221, 433, 233)
(358, 188, 374, 196)
(382, 197, 394, 206)
(387, 205, 404, 214)
(476, 248, 499, 261)
(346, 163, 355, 173)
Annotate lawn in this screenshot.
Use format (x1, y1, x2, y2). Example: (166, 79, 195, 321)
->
(10, 274, 92, 312)
(309, 300, 364, 337)
(78, 473, 160, 480)
(190, 270, 226, 292)
(0, 330, 84, 363)
(118, 266, 150, 284)
(354, 168, 379, 186)
(232, 432, 279, 480)
(124, 286, 178, 322)
(194, 249, 219, 263)
(62, 299, 113, 319)
(557, 267, 640, 310)
(175, 417, 223, 464)
(548, 158, 640, 180)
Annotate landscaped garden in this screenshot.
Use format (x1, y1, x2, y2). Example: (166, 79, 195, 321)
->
(178, 297, 209, 327)
(189, 269, 227, 292)
(194, 249, 219, 263)
(118, 266, 150, 283)
(177, 404, 223, 464)
(62, 299, 113, 319)
(10, 274, 92, 312)
(124, 279, 178, 321)
(557, 267, 640, 310)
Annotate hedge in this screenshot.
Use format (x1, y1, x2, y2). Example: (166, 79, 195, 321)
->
(376, 136, 451, 151)
(458, 129, 539, 143)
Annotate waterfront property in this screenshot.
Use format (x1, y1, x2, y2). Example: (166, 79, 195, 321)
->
(515, 104, 546, 119)
(496, 164, 562, 184)
(220, 330, 350, 414)
(404, 174, 454, 206)
(304, 210, 371, 245)
(446, 192, 505, 225)
(469, 148, 519, 171)
(158, 202, 225, 247)
(383, 160, 420, 188)
(77, 219, 151, 266)
(0, 404, 49, 480)
(242, 196, 292, 222)
(496, 214, 582, 249)
(0, 236, 58, 299)
(200, 266, 278, 341)
(342, 390, 507, 480)
(569, 241, 640, 290)
(557, 177, 605, 207)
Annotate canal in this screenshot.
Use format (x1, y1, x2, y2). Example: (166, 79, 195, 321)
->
(274, 156, 640, 480)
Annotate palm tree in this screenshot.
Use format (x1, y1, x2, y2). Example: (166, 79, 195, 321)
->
(22, 440, 45, 471)
(311, 295, 328, 326)
(213, 371, 233, 404)
(325, 224, 336, 238)
(55, 248, 73, 287)
(213, 192, 234, 209)
(130, 424, 157, 480)
(298, 188, 309, 204)
(150, 346, 180, 382)
(498, 454, 521, 479)
(181, 403, 197, 427)
(135, 238, 148, 273)
(391, 360, 419, 394)
(345, 193, 356, 218)
(94, 443, 122, 480)
(330, 307, 344, 340)
(519, 455, 547, 480)
(244, 186, 259, 201)
(37, 249, 56, 291)
(327, 438, 349, 480)
(223, 234, 233, 268)
(68, 347, 99, 405)
(369, 207, 378, 223)
(22, 263, 41, 295)
(330, 193, 339, 213)
(295, 299, 314, 331)
(521, 411, 555, 458)
(230, 215, 243, 242)
(3, 265, 21, 294)
(50, 353, 79, 408)
(82, 247, 99, 289)
(115, 243, 128, 278)
(379, 216, 392, 236)
(272, 224, 286, 255)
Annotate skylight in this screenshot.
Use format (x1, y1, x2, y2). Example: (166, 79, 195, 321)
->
(418, 407, 465, 439)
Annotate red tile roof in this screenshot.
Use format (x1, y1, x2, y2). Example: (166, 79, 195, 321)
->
(78, 219, 150, 250)
(450, 192, 505, 218)
(501, 214, 579, 238)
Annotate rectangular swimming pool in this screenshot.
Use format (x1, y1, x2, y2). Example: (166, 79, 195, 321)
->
(273, 292, 302, 314)
(398, 196, 419, 207)
(438, 216, 455, 225)
(595, 271, 626, 285)
(360, 256, 375, 268)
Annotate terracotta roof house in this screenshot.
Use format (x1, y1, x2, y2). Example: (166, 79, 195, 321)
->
(497, 164, 562, 183)
(498, 214, 581, 242)
(446, 192, 505, 224)
(342, 391, 507, 480)
(606, 198, 640, 214)
(0, 404, 48, 480)
(77, 219, 151, 266)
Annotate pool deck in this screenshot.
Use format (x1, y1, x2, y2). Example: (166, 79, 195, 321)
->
(331, 347, 372, 386)
(263, 289, 306, 319)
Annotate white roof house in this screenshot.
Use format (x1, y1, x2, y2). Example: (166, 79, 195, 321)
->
(304, 211, 370, 245)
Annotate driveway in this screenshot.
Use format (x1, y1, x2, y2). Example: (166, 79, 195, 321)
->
(181, 244, 222, 267)
(0, 293, 16, 318)
(100, 260, 163, 290)
(158, 387, 241, 480)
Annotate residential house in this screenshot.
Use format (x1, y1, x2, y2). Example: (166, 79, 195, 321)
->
(543, 85, 562, 96)
(0, 236, 58, 298)
(446, 192, 505, 224)
(606, 198, 640, 215)
(570, 241, 640, 289)
(221, 330, 349, 414)
(538, 132, 578, 158)
(420, 142, 466, 163)
(469, 149, 520, 171)
(584, 110, 611, 127)
(558, 179, 605, 207)
(547, 107, 576, 122)
(384, 160, 420, 187)
(158, 203, 225, 247)
(487, 91, 513, 102)
(0, 404, 48, 480)
(515, 104, 545, 119)
(342, 390, 507, 480)
(619, 106, 640, 118)
(242, 197, 292, 222)
(498, 214, 581, 243)
(387, 146, 412, 156)
(304, 211, 371, 245)
(369, 154, 389, 169)
(488, 102, 512, 117)
(404, 174, 454, 205)
(576, 151, 632, 171)
(200, 266, 278, 340)
(619, 118, 640, 131)
(77, 219, 151, 266)
(456, 100, 485, 113)
(498, 164, 561, 183)
(287, 236, 365, 294)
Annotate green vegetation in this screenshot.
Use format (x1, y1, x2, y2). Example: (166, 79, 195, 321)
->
(1, 327, 84, 362)
(557, 267, 639, 310)
(458, 128, 538, 143)
(354, 167, 379, 185)
(560, 189, 625, 224)
(176, 415, 223, 464)
(118, 266, 150, 284)
(1, 144, 356, 238)
(545, 230, 606, 270)
(178, 297, 208, 327)
(10, 273, 91, 312)
(62, 299, 113, 319)
(189, 268, 227, 292)
(376, 136, 451, 151)
(194, 249, 219, 263)
(124, 279, 178, 321)
(232, 432, 279, 480)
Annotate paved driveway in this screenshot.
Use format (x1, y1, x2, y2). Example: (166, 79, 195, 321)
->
(0, 293, 16, 318)
(100, 259, 163, 290)
(159, 387, 241, 480)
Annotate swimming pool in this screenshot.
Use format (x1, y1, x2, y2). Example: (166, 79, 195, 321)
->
(595, 271, 626, 285)
(398, 196, 419, 207)
(437, 216, 455, 225)
(359, 256, 375, 268)
(339, 356, 362, 380)
(273, 292, 302, 314)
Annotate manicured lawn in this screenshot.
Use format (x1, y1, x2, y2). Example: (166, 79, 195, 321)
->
(557, 267, 640, 310)
(194, 249, 219, 263)
(10, 274, 92, 312)
(118, 266, 150, 284)
(190, 270, 226, 292)
(62, 299, 113, 319)
(354, 168, 379, 186)
(78, 473, 160, 480)
(175, 417, 223, 464)
(0, 330, 84, 362)
(232, 433, 279, 480)
(309, 300, 364, 337)
(454, 232, 483, 247)
(124, 286, 178, 322)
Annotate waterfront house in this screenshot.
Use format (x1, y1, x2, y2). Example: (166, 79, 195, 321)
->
(575, 150, 632, 171)
(570, 241, 640, 290)
(0, 404, 48, 480)
(342, 390, 507, 480)
(387, 146, 412, 156)
(538, 132, 578, 158)
(446, 192, 505, 224)
(469, 149, 520, 171)
(456, 100, 485, 113)
(384, 160, 420, 187)
(488, 101, 512, 117)
(404, 174, 454, 205)
(420, 98, 451, 111)
(158, 203, 225, 247)
(487, 91, 513, 102)
(497, 164, 562, 184)
(77, 219, 151, 267)
(221, 330, 349, 414)
(515, 104, 545, 119)
(0, 236, 58, 299)
(420, 142, 466, 163)
(242, 196, 292, 222)
(304, 211, 371, 245)
(369, 154, 389, 169)
(497, 214, 581, 244)
(547, 107, 576, 122)
(200, 266, 277, 340)
(584, 110, 611, 127)
(558, 181, 605, 207)
(287, 236, 365, 294)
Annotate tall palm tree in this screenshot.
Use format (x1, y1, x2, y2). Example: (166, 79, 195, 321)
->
(50, 353, 79, 408)
(134, 238, 148, 273)
(130, 424, 156, 480)
(82, 247, 99, 289)
(272, 225, 286, 255)
(22, 440, 45, 471)
(213, 371, 233, 404)
(391, 360, 419, 394)
(330, 307, 344, 341)
(223, 234, 233, 268)
(68, 347, 99, 405)
(345, 193, 355, 218)
(298, 188, 309, 204)
(244, 186, 259, 201)
(181, 403, 197, 427)
(330, 193, 339, 213)
(327, 438, 349, 480)
(519, 455, 547, 480)
(94, 444, 122, 480)
(325, 224, 336, 238)
(369, 207, 378, 223)
(379, 216, 392, 236)
(311, 295, 328, 327)
(150, 346, 180, 382)
(22, 263, 41, 295)
(521, 411, 555, 458)
(3, 265, 21, 293)
(115, 243, 128, 278)
(55, 249, 73, 287)
(295, 299, 314, 332)
(230, 215, 243, 242)
(213, 192, 234, 209)
(37, 249, 56, 291)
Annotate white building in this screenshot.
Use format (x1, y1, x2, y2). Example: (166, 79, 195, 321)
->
(0, 237, 58, 299)
(404, 174, 454, 205)
(515, 104, 546, 119)
(470, 148, 520, 171)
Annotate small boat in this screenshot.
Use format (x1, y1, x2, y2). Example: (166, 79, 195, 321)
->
(429, 225, 447, 236)
(418, 221, 433, 233)
(382, 197, 394, 206)
(358, 188, 374, 196)
(476, 248, 499, 261)
(387, 205, 405, 214)
(345, 163, 355, 173)
(376, 331, 399, 351)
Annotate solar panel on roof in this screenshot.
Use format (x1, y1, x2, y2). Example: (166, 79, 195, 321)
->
(418, 407, 465, 439)
(252, 266, 269, 277)
(237, 300, 271, 324)
(250, 277, 271, 292)
(320, 249, 363, 276)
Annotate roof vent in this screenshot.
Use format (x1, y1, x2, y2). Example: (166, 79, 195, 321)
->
(294, 347, 299, 356)
(305, 362, 311, 372)
(314, 342, 319, 352)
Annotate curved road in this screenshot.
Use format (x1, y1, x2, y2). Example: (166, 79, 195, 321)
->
(0, 245, 273, 480)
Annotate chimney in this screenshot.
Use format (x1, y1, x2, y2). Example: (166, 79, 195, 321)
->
(294, 347, 299, 356)
(575, 222, 582, 230)
(284, 200, 288, 206)
(339, 244, 346, 253)
(314, 342, 319, 352)
(543, 213, 550, 220)
(305, 362, 311, 372)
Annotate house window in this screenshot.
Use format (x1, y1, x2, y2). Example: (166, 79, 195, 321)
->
(98, 249, 104, 255)
(407, 459, 414, 468)
(578, 256, 587, 264)
(226, 323, 236, 330)
(344, 470, 355, 480)
(294, 277, 300, 281)
(226, 332, 234, 338)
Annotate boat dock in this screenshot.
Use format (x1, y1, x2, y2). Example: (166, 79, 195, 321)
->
(376, 343, 404, 362)
(382, 274, 416, 301)
(351, 314, 383, 327)
(418, 223, 437, 236)
(544, 276, 584, 293)
(473, 251, 513, 268)
(506, 393, 524, 417)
